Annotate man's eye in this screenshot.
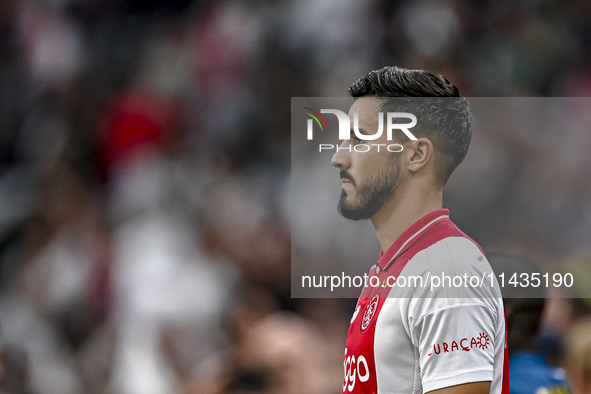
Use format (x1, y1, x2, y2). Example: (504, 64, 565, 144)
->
(352, 135, 364, 143)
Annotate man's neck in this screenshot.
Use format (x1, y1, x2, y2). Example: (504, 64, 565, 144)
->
(371, 186, 443, 252)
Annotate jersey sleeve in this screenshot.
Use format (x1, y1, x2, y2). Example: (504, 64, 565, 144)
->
(409, 300, 499, 393)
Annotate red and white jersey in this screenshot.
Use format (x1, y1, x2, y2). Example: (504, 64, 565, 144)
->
(343, 209, 509, 394)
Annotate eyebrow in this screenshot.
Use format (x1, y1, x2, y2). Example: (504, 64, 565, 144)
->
(351, 128, 369, 136)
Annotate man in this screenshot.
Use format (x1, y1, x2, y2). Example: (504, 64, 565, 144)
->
(332, 67, 509, 394)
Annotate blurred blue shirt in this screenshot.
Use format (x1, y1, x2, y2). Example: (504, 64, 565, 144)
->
(509, 352, 571, 394)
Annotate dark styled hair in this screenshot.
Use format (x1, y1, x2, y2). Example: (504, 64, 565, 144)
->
(348, 66, 472, 185)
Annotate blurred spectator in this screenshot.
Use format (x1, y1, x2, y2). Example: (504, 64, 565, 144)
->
(187, 310, 342, 394)
(489, 255, 572, 394)
(564, 318, 591, 394)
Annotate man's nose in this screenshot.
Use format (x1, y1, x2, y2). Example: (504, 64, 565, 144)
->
(331, 140, 351, 169)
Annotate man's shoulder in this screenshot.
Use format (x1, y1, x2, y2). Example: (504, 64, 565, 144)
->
(407, 233, 488, 276)
(404, 214, 485, 263)
(396, 232, 501, 307)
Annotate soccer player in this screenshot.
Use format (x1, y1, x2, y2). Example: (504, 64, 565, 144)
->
(332, 67, 508, 394)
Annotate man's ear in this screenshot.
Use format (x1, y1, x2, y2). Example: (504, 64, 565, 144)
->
(405, 138, 434, 173)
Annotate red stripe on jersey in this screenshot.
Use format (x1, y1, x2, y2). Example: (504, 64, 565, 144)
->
(378, 209, 451, 271)
(502, 313, 510, 394)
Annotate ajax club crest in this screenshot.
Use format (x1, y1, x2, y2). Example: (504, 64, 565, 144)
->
(361, 294, 380, 333)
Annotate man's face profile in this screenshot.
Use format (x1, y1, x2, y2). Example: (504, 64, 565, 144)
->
(331, 97, 402, 221)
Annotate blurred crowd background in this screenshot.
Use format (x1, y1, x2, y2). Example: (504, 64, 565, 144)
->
(0, 0, 591, 393)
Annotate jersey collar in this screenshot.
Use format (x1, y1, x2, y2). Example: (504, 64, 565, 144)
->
(376, 209, 450, 272)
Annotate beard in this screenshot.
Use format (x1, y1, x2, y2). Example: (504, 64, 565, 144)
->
(337, 156, 400, 221)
